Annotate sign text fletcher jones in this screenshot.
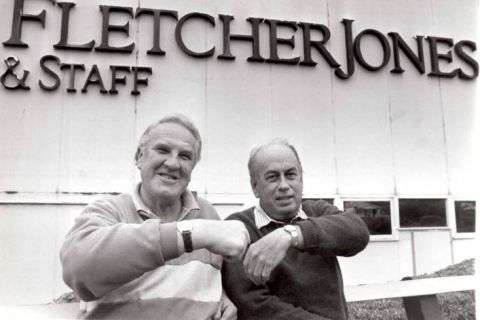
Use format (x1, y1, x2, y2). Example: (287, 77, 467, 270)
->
(2, 0, 478, 95)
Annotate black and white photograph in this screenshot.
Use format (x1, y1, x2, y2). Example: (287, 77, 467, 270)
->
(0, 0, 477, 319)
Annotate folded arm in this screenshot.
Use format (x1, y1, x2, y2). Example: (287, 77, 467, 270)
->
(60, 201, 179, 301)
(242, 200, 369, 284)
(61, 198, 250, 301)
(297, 200, 370, 256)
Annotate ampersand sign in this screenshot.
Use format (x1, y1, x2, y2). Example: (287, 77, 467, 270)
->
(1, 56, 30, 90)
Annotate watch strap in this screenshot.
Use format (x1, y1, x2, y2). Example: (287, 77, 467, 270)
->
(177, 221, 194, 253)
(283, 224, 299, 248)
(182, 230, 193, 253)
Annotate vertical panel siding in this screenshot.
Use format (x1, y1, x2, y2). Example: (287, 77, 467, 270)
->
(0, 0, 476, 306)
(0, 204, 83, 305)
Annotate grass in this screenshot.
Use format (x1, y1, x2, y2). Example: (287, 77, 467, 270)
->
(53, 291, 79, 304)
(55, 259, 475, 319)
(348, 259, 475, 320)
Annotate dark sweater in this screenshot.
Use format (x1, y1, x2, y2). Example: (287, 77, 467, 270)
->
(222, 199, 370, 320)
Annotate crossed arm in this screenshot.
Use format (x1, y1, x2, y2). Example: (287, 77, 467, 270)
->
(60, 197, 250, 301)
(223, 201, 369, 319)
(241, 200, 370, 285)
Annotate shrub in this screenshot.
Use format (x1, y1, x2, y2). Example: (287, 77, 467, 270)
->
(348, 259, 475, 320)
(55, 259, 475, 319)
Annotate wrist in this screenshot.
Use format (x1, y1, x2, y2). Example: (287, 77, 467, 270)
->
(177, 220, 194, 253)
(189, 220, 213, 250)
(282, 224, 298, 248)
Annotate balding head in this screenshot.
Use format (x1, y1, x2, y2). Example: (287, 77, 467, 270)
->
(135, 113, 202, 165)
(248, 138, 303, 186)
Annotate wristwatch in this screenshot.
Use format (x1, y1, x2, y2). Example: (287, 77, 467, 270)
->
(177, 221, 194, 253)
(283, 224, 299, 248)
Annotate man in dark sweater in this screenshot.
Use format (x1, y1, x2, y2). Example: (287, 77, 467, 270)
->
(222, 139, 370, 320)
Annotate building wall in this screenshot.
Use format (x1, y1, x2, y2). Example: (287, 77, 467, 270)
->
(0, 0, 477, 305)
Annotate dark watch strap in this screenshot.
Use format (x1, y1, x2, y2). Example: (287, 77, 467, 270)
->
(182, 230, 193, 253)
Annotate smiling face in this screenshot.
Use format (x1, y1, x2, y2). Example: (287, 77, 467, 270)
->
(136, 122, 197, 206)
(251, 144, 303, 221)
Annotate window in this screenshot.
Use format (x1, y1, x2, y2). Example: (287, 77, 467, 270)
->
(454, 200, 475, 233)
(399, 199, 447, 228)
(343, 201, 392, 235)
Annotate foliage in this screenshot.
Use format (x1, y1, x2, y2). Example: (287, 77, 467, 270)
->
(54, 259, 475, 319)
(53, 291, 79, 304)
(349, 298, 407, 320)
(348, 259, 475, 320)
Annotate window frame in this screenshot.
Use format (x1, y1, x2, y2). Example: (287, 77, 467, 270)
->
(338, 196, 398, 241)
(449, 197, 476, 239)
(396, 196, 450, 231)
(202, 194, 474, 240)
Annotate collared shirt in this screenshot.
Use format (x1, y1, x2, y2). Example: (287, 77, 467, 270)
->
(131, 183, 200, 221)
(253, 204, 308, 229)
(70, 183, 224, 319)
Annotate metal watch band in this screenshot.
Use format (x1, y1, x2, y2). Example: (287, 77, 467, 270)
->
(283, 224, 299, 248)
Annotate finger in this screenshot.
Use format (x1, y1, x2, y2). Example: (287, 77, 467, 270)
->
(243, 252, 256, 281)
(242, 260, 255, 284)
(243, 259, 260, 285)
(252, 259, 266, 285)
(243, 246, 253, 270)
(244, 263, 256, 284)
(244, 255, 258, 283)
(224, 309, 236, 320)
(221, 304, 237, 320)
(261, 263, 272, 284)
(212, 305, 221, 320)
(249, 273, 261, 286)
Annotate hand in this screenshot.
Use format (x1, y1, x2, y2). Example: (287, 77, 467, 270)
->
(210, 220, 250, 260)
(212, 291, 237, 320)
(192, 220, 250, 259)
(243, 228, 292, 285)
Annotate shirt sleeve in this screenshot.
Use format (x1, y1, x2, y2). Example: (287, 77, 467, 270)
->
(296, 200, 370, 256)
(59, 197, 179, 301)
(222, 259, 331, 320)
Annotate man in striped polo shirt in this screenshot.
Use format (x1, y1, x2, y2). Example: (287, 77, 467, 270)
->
(61, 114, 250, 319)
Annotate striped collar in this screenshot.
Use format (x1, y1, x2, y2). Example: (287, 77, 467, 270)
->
(253, 204, 307, 229)
(131, 183, 200, 221)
